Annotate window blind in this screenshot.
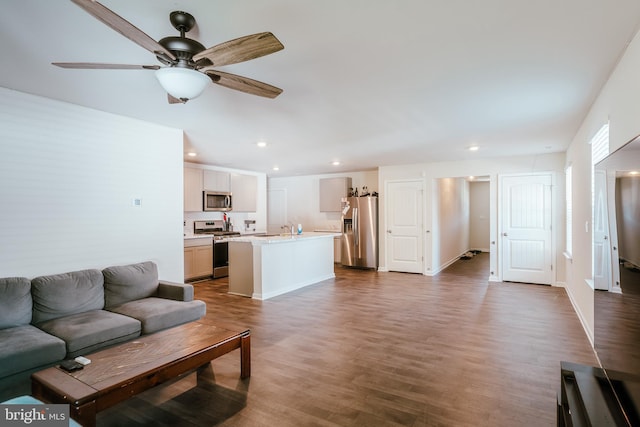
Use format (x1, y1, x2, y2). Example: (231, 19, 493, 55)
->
(591, 123, 609, 165)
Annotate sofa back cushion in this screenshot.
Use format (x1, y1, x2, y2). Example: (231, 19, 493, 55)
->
(31, 269, 105, 324)
(0, 277, 32, 329)
(103, 261, 158, 308)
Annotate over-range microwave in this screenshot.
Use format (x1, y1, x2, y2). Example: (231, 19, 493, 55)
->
(203, 191, 232, 212)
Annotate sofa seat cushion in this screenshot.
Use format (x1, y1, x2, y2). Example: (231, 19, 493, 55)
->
(103, 261, 159, 307)
(107, 297, 206, 334)
(31, 269, 104, 324)
(36, 309, 141, 358)
(0, 277, 32, 329)
(0, 325, 66, 378)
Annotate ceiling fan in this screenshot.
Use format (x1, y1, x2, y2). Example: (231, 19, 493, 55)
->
(53, 0, 284, 103)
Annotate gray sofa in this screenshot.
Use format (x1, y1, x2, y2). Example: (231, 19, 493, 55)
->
(0, 261, 206, 400)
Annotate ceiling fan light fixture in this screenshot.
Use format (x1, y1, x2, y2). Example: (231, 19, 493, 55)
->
(155, 67, 209, 101)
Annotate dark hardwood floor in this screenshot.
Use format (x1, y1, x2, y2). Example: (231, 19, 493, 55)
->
(97, 253, 597, 426)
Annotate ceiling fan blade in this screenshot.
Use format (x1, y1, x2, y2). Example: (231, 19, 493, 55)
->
(167, 94, 185, 104)
(71, 0, 176, 61)
(205, 70, 283, 99)
(193, 32, 283, 66)
(53, 62, 160, 70)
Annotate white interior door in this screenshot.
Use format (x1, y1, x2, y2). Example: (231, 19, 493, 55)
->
(593, 170, 611, 290)
(386, 180, 423, 273)
(267, 188, 287, 233)
(500, 174, 553, 284)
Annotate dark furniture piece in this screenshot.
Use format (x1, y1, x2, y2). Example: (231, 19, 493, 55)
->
(32, 321, 250, 427)
(557, 361, 638, 426)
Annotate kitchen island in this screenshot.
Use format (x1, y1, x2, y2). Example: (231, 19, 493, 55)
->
(228, 232, 338, 300)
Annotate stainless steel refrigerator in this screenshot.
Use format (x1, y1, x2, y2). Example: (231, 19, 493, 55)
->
(341, 196, 378, 268)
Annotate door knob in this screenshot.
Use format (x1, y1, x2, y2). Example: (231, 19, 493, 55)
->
(387, 230, 392, 234)
(502, 232, 508, 237)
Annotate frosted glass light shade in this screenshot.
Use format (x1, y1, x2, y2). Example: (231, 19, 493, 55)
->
(155, 67, 209, 100)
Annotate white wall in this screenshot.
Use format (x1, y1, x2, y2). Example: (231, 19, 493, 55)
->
(183, 163, 267, 234)
(268, 170, 378, 233)
(469, 181, 490, 251)
(0, 88, 184, 281)
(565, 29, 640, 343)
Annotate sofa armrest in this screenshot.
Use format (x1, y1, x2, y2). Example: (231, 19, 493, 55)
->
(157, 281, 194, 302)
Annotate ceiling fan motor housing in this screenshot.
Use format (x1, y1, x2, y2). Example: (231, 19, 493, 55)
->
(157, 11, 211, 68)
(157, 36, 209, 67)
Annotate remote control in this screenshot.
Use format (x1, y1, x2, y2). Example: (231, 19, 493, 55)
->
(60, 360, 83, 372)
(74, 356, 91, 365)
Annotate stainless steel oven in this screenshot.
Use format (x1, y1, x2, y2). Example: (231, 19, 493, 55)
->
(213, 239, 230, 278)
(193, 220, 240, 279)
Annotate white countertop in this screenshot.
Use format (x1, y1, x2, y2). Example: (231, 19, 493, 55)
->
(229, 231, 340, 245)
(184, 234, 213, 247)
(184, 234, 214, 240)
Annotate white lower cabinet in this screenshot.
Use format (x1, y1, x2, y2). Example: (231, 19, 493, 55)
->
(184, 245, 213, 280)
(334, 236, 341, 263)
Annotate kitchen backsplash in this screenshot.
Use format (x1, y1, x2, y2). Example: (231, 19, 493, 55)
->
(185, 212, 342, 236)
(184, 211, 258, 235)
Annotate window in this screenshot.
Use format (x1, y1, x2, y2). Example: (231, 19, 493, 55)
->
(591, 122, 609, 208)
(591, 123, 610, 166)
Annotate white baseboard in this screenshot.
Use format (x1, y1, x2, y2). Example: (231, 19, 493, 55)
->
(564, 281, 594, 348)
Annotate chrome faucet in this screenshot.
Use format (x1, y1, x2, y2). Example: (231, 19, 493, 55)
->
(281, 224, 295, 236)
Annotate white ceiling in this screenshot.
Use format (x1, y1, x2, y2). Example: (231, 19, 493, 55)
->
(2, 1, 640, 176)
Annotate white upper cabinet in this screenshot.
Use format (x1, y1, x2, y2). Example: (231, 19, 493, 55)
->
(231, 173, 258, 212)
(203, 170, 230, 192)
(319, 177, 352, 212)
(184, 167, 258, 213)
(184, 167, 203, 212)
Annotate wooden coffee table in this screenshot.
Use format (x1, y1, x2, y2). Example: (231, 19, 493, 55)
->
(31, 322, 250, 427)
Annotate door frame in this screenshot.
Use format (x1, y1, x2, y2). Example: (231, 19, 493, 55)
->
(497, 171, 558, 285)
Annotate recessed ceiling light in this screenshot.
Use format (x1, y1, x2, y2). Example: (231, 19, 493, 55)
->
(332, 161, 341, 166)
(257, 141, 267, 148)
(187, 152, 197, 157)
(272, 166, 279, 171)
(630, 171, 639, 175)
(468, 146, 479, 152)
